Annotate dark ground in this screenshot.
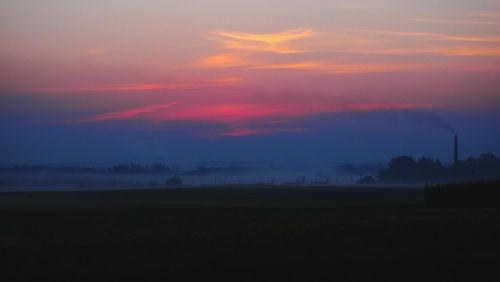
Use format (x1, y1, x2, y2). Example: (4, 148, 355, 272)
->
(0, 186, 498, 281)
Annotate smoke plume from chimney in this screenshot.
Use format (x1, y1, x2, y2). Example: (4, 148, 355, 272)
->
(401, 110, 457, 135)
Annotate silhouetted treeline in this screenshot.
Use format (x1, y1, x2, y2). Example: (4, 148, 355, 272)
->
(425, 180, 500, 207)
(109, 163, 172, 174)
(378, 153, 500, 183)
(0, 163, 172, 174)
(184, 166, 250, 176)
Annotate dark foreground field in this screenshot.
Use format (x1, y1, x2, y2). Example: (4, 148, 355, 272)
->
(0, 186, 497, 282)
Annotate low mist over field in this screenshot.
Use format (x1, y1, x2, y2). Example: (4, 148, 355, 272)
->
(0, 161, 384, 191)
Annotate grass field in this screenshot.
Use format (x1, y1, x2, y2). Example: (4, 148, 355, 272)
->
(0, 186, 497, 281)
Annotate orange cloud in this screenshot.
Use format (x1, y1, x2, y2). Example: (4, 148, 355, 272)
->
(198, 27, 500, 74)
(251, 61, 494, 74)
(35, 78, 242, 93)
(198, 53, 254, 68)
(74, 82, 196, 92)
(251, 61, 325, 71)
(215, 29, 315, 44)
(210, 28, 315, 54)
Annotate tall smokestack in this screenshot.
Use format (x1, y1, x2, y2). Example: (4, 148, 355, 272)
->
(454, 135, 458, 164)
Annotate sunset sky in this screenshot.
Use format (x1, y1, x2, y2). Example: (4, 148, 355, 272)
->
(1, 0, 500, 164)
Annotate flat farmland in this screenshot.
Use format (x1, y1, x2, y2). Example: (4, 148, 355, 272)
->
(0, 187, 497, 281)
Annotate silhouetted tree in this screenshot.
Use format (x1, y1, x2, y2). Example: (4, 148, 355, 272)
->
(184, 166, 249, 176)
(150, 163, 172, 173)
(379, 153, 500, 183)
(166, 176, 183, 186)
(0, 163, 174, 174)
(417, 157, 444, 182)
(378, 156, 417, 182)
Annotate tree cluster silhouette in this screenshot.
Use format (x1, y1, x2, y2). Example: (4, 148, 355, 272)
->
(166, 176, 183, 186)
(109, 163, 172, 174)
(184, 166, 250, 176)
(378, 153, 500, 183)
(0, 163, 172, 174)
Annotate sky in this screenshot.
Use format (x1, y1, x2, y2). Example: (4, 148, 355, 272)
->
(1, 0, 500, 165)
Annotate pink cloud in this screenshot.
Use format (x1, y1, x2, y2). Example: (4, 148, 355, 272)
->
(77, 102, 180, 122)
(78, 100, 421, 126)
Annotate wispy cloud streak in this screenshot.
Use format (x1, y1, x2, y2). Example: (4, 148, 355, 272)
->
(78, 101, 421, 125)
(210, 28, 315, 53)
(356, 29, 500, 43)
(198, 26, 500, 76)
(411, 18, 500, 26)
(34, 78, 242, 93)
(78, 102, 180, 122)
